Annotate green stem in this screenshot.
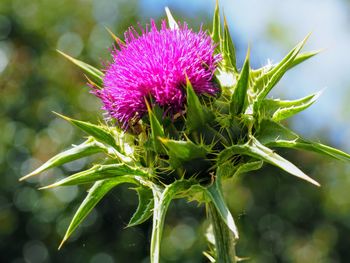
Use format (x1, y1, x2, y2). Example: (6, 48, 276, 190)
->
(208, 202, 237, 263)
(150, 209, 160, 263)
(150, 187, 163, 263)
(150, 185, 170, 263)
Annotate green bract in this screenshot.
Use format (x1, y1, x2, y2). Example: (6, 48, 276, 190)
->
(21, 2, 350, 263)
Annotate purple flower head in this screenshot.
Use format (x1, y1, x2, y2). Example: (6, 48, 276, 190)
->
(94, 20, 221, 129)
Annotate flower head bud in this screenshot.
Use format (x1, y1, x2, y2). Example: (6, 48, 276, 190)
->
(94, 20, 221, 128)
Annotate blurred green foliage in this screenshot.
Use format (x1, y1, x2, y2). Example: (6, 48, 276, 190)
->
(0, 0, 349, 262)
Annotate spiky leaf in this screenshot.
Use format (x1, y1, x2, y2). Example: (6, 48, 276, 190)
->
(253, 35, 309, 101)
(59, 178, 137, 249)
(217, 160, 263, 178)
(260, 91, 321, 121)
(57, 50, 104, 88)
(232, 160, 263, 177)
(54, 112, 120, 151)
(186, 77, 211, 132)
(249, 49, 319, 82)
(128, 186, 154, 227)
(230, 49, 250, 115)
(287, 50, 321, 70)
(146, 100, 165, 154)
(159, 138, 208, 168)
(256, 119, 298, 143)
(219, 136, 320, 186)
(182, 180, 239, 240)
(257, 120, 350, 161)
(20, 138, 107, 181)
(221, 15, 237, 71)
(211, 0, 221, 49)
(40, 163, 148, 189)
(207, 178, 239, 239)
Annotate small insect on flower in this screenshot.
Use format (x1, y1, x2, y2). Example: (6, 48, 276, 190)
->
(93, 20, 221, 129)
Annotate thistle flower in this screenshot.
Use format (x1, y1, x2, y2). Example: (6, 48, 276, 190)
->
(95, 20, 221, 128)
(22, 4, 350, 263)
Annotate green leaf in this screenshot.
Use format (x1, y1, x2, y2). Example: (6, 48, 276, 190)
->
(230, 49, 250, 115)
(249, 49, 319, 87)
(253, 34, 310, 100)
(165, 7, 179, 30)
(57, 50, 104, 88)
(59, 178, 137, 249)
(146, 100, 165, 154)
(159, 138, 208, 169)
(219, 136, 320, 186)
(40, 163, 148, 189)
(150, 180, 194, 263)
(20, 138, 107, 181)
(295, 142, 350, 162)
(186, 77, 210, 132)
(207, 178, 239, 239)
(260, 91, 322, 121)
(215, 162, 237, 178)
(287, 50, 321, 70)
(128, 187, 154, 227)
(54, 112, 120, 151)
(217, 160, 263, 178)
(256, 119, 299, 143)
(233, 160, 263, 177)
(257, 119, 350, 162)
(211, 0, 221, 48)
(221, 15, 237, 72)
(185, 180, 240, 241)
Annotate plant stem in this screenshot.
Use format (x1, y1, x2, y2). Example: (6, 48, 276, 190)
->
(150, 186, 163, 263)
(208, 202, 237, 263)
